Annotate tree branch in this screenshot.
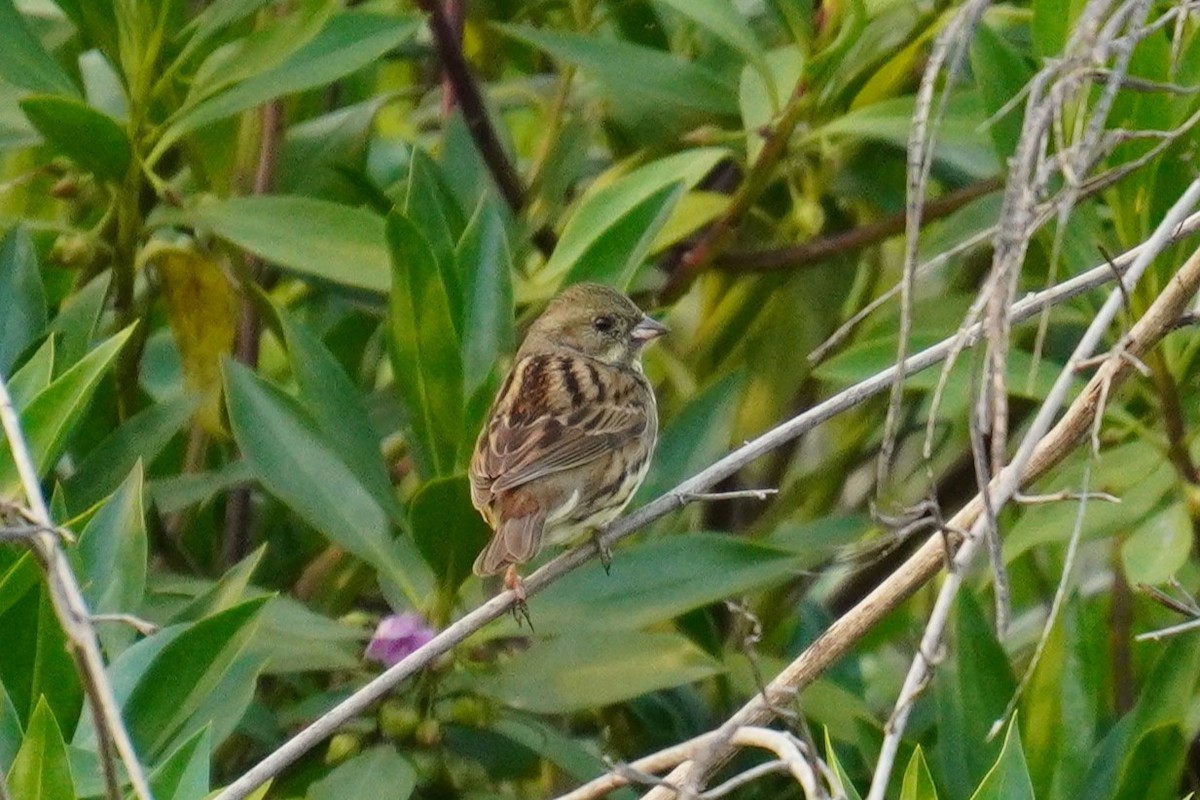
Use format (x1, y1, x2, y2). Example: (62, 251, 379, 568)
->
(0, 375, 153, 800)
(211, 209, 1200, 800)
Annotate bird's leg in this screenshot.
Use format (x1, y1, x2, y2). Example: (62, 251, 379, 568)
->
(592, 530, 612, 575)
(504, 565, 533, 629)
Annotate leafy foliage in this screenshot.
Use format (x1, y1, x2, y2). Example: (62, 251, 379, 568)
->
(0, 0, 1199, 798)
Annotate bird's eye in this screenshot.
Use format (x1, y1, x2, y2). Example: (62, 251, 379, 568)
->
(592, 315, 615, 333)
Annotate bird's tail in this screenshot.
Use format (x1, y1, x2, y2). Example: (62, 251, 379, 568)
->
(473, 512, 545, 576)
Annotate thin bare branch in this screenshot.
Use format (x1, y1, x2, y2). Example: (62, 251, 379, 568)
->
(212, 208, 1200, 800)
(0, 376, 153, 800)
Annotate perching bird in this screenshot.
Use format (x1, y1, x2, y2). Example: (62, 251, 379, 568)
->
(469, 282, 667, 600)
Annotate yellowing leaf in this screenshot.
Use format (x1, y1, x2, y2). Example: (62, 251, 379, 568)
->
(148, 244, 237, 435)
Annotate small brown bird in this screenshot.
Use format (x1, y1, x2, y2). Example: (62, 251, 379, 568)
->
(469, 283, 667, 599)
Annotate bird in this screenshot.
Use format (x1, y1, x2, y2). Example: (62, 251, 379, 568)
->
(468, 282, 667, 603)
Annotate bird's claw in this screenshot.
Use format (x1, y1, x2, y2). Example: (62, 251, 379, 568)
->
(593, 532, 613, 575)
(504, 565, 534, 629)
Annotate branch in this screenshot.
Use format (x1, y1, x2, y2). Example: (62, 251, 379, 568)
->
(414, 0, 556, 256)
(718, 176, 1003, 272)
(211, 209, 1200, 800)
(635, 182, 1200, 800)
(0, 375, 153, 800)
(660, 80, 809, 300)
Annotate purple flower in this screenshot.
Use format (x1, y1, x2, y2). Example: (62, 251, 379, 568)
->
(365, 612, 436, 667)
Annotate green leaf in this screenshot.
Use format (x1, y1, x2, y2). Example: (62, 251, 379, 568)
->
(901, 746, 938, 800)
(0, 325, 134, 499)
(549, 148, 728, 287)
(969, 22, 1033, 161)
(825, 727, 864, 800)
(160, 196, 389, 293)
(935, 592, 1017, 797)
(123, 598, 268, 759)
(169, 547, 265, 624)
(806, 92, 999, 178)
(63, 395, 196, 512)
(306, 746, 417, 800)
(20, 96, 131, 181)
(279, 311, 403, 522)
(45, 271, 110, 368)
(479, 631, 723, 713)
(5, 697, 73, 800)
(0, 226, 47, 375)
(1121, 501, 1191, 586)
(73, 463, 147, 630)
(506, 534, 800, 635)
(653, 0, 773, 106)
(0, 587, 80, 740)
(248, 596, 363, 674)
(456, 195, 514, 400)
(150, 727, 211, 800)
(969, 716, 1034, 800)
(636, 370, 743, 502)
(223, 359, 432, 604)
(185, 0, 336, 107)
(491, 712, 613, 784)
(159, 12, 417, 153)
(0, 0, 78, 96)
(499, 25, 738, 117)
(387, 212, 464, 478)
(410, 475, 491, 595)
(740, 47, 804, 162)
(8, 338, 54, 410)
(149, 459, 254, 515)
(403, 149, 466, 318)
(0, 681, 22, 776)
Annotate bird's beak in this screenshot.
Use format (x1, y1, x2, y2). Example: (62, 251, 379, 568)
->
(631, 315, 669, 341)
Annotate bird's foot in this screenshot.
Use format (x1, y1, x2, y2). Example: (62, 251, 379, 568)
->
(504, 565, 533, 629)
(593, 531, 612, 575)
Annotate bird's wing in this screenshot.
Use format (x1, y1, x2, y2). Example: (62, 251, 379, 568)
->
(472, 353, 649, 496)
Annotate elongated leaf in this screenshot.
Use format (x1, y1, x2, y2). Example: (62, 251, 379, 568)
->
(0, 681, 21, 776)
(5, 697, 73, 800)
(457, 196, 514, 400)
(223, 359, 432, 603)
(807, 92, 999, 178)
(160, 12, 417, 151)
(8, 338, 55, 410)
(169, 547, 264, 624)
(499, 25, 738, 116)
(0, 227, 46, 375)
(387, 212, 463, 478)
(969, 22, 1032, 161)
(148, 243, 237, 434)
(505, 533, 800, 635)
(0, 0, 78, 96)
(480, 631, 723, 713)
(0, 326, 134, 497)
(0, 587, 81, 737)
(150, 727, 211, 800)
(307, 746, 416, 800)
(20, 96, 131, 181)
(123, 598, 267, 759)
(901, 747, 938, 800)
(564, 182, 683, 289)
(186, 0, 336, 106)
(548, 149, 726, 286)
(63, 395, 196, 512)
(161, 196, 388, 293)
(410, 475, 491, 595)
(970, 716, 1034, 800)
(73, 463, 147, 620)
(653, 0, 773, 104)
(279, 312, 403, 522)
(1121, 501, 1191, 586)
(45, 271, 110, 368)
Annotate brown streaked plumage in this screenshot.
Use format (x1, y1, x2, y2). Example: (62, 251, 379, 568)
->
(469, 283, 667, 598)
